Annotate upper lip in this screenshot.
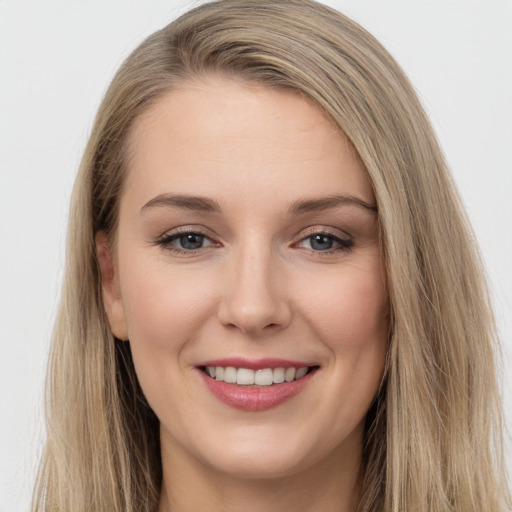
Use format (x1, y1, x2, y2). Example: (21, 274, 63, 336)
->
(196, 357, 318, 371)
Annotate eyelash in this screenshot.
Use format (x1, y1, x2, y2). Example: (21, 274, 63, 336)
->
(153, 228, 354, 256)
(293, 229, 354, 255)
(153, 228, 219, 255)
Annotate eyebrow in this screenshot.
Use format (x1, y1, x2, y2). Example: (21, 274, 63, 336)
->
(288, 194, 378, 214)
(142, 194, 222, 213)
(141, 193, 377, 215)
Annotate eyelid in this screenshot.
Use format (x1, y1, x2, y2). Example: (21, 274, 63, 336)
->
(152, 224, 353, 255)
(295, 225, 352, 241)
(292, 226, 354, 253)
(153, 225, 221, 252)
(155, 225, 217, 240)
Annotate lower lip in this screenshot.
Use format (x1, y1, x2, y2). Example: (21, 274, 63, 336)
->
(198, 369, 316, 411)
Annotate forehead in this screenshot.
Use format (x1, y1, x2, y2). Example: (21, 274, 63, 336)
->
(123, 77, 374, 208)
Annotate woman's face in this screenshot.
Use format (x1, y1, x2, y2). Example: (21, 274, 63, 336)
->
(99, 77, 388, 479)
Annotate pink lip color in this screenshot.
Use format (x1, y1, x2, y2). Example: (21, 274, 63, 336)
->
(198, 357, 313, 370)
(196, 359, 317, 411)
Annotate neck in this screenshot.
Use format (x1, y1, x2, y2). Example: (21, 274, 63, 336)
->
(157, 427, 364, 512)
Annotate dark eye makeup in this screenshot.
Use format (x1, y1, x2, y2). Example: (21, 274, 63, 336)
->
(294, 232, 353, 252)
(153, 228, 219, 255)
(153, 225, 354, 257)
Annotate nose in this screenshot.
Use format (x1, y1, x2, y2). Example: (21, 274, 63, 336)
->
(217, 243, 292, 337)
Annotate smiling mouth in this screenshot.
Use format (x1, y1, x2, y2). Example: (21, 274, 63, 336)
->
(200, 366, 319, 386)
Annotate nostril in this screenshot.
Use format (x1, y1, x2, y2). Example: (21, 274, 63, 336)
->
(217, 292, 292, 335)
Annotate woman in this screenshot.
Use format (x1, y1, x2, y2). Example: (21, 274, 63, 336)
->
(32, 1, 510, 511)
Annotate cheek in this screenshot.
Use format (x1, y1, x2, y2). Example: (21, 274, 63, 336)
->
(307, 266, 388, 418)
(118, 253, 217, 354)
(117, 258, 220, 415)
(299, 263, 389, 351)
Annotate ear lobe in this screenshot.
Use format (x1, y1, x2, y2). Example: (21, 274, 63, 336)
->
(95, 231, 129, 341)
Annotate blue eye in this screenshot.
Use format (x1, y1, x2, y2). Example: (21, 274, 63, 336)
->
(310, 234, 335, 250)
(155, 231, 216, 252)
(298, 233, 353, 252)
(176, 233, 207, 250)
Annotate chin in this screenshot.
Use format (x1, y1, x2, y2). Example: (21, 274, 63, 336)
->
(185, 420, 355, 481)
(202, 444, 313, 480)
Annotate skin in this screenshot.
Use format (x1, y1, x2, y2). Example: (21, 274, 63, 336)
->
(97, 77, 389, 512)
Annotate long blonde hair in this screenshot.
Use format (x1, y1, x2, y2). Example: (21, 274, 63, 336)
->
(33, 1, 510, 510)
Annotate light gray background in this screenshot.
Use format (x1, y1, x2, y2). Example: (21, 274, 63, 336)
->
(1, 0, 511, 509)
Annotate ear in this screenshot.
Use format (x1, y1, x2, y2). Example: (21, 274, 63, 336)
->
(95, 231, 129, 341)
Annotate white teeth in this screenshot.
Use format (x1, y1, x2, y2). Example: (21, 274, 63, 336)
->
(295, 367, 308, 379)
(223, 367, 237, 383)
(284, 367, 296, 382)
(237, 368, 255, 385)
(255, 368, 273, 386)
(205, 365, 312, 386)
(273, 367, 285, 384)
